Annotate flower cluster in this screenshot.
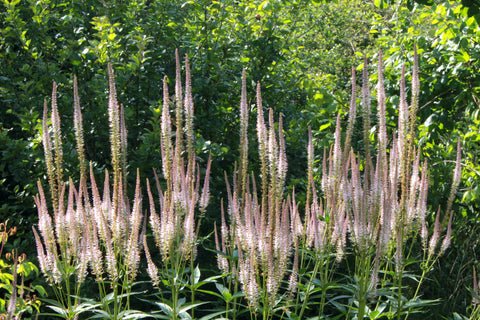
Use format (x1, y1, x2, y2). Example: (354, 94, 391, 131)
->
(216, 72, 296, 311)
(32, 48, 462, 320)
(143, 50, 212, 288)
(33, 64, 144, 319)
(318, 48, 461, 297)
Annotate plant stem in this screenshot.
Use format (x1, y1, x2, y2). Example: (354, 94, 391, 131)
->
(113, 281, 118, 320)
(299, 253, 320, 319)
(356, 252, 370, 320)
(318, 256, 332, 318)
(190, 258, 195, 319)
(172, 273, 178, 320)
(404, 253, 437, 320)
(396, 269, 403, 320)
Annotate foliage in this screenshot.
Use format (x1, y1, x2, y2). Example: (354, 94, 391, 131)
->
(0, 0, 478, 318)
(364, 1, 480, 317)
(0, 220, 45, 319)
(0, 123, 41, 238)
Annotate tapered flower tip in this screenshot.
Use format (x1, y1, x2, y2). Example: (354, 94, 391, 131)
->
(51, 81, 57, 97)
(107, 62, 116, 92)
(240, 68, 247, 112)
(453, 137, 462, 186)
(174, 51, 182, 94)
(428, 207, 441, 256)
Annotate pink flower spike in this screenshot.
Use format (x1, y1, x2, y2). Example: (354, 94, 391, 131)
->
(439, 209, 453, 256)
(428, 207, 441, 256)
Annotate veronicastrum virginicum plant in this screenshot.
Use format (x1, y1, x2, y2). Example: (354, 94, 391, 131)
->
(33, 51, 213, 320)
(213, 48, 461, 320)
(215, 70, 300, 320)
(33, 66, 145, 320)
(30, 47, 462, 320)
(142, 50, 212, 320)
(316, 48, 461, 319)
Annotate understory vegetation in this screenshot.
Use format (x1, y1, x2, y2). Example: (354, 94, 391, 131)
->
(1, 0, 480, 319)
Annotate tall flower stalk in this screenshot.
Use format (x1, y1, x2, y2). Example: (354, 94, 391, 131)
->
(216, 72, 298, 320)
(34, 65, 144, 320)
(291, 125, 349, 319)
(142, 50, 212, 320)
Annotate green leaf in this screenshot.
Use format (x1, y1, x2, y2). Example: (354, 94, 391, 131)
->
(214, 282, 232, 301)
(258, 0, 269, 11)
(178, 301, 208, 314)
(319, 122, 332, 131)
(374, 0, 384, 9)
(34, 284, 47, 297)
(47, 305, 69, 317)
(154, 302, 174, 317)
(198, 311, 227, 320)
(193, 275, 222, 289)
(193, 265, 201, 285)
(456, 51, 470, 63)
(119, 310, 151, 319)
(197, 289, 223, 300)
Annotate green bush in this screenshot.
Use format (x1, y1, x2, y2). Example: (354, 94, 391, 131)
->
(0, 220, 45, 319)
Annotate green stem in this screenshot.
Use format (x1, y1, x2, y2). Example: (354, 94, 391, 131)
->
(318, 257, 332, 318)
(299, 253, 320, 319)
(173, 281, 178, 320)
(224, 276, 231, 319)
(113, 281, 118, 320)
(356, 252, 370, 320)
(293, 248, 307, 315)
(404, 253, 437, 320)
(190, 258, 195, 319)
(396, 269, 403, 320)
(232, 274, 239, 320)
